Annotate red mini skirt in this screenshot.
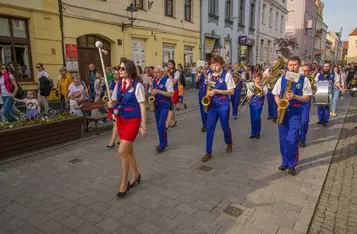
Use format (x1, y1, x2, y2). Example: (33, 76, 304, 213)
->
(172, 89, 179, 104)
(116, 116, 141, 142)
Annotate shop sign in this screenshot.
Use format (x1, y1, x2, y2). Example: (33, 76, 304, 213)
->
(205, 38, 216, 54)
(65, 61, 79, 72)
(65, 44, 78, 61)
(239, 36, 247, 44)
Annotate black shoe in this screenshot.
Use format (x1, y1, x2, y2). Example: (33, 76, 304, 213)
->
(256, 134, 260, 139)
(278, 165, 288, 171)
(170, 120, 177, 128)
(184, 104, 187, 109)
(300, 141, 306, 148)
(117, 141, 120, 145)
(288, 168, 296, 176)
(233, 116, 237, 120)
(267, 116, 273, 120)
(106, 143, 115, 148)
(272, 119, 277, 123)
(156, 146, 165, 153)
(249, 135, 256, 139)
(201, 126, 207, 132)
(129, 174, 141, 188)
(316, 121, 322, 124)
(117, 181, 130, 197)
(322, 122, 328, 127)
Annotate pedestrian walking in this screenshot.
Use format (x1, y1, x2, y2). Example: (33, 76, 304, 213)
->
(36, 63, 51, 113)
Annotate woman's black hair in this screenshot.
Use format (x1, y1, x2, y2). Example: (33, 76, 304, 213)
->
(167, 59, 177, 73)
(121, 60, 139, 81)
(334, 65, 340, 73)
(177, 63, 183, 71)
(37, 63, 44, 69)
(137, 65, 143, 75)
(0, 64, 9, 74)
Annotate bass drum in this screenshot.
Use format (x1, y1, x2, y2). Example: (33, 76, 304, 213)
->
(313, 81, 332, 105)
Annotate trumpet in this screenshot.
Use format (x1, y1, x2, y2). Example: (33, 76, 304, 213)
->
(201, 79, 216, 113)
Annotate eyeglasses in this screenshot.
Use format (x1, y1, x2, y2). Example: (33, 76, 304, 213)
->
(119, 67, 126, 71)
(1, 67, 6, 70)
(36, 66, 41, 68)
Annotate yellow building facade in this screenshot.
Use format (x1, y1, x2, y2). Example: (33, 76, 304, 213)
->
(0, 0, 63, 90)
(62, 0, 200, 84)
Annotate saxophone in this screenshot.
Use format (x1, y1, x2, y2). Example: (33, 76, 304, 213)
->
(148, 82, 155, 112)
(201, 77, 216, 113)
(276, 79, 293, 125)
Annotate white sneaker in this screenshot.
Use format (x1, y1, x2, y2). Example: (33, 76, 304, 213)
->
(98, 120, 104, 124)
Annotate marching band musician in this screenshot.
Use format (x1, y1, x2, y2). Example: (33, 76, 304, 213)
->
(230, 63, 246, 119)
(272, 56, 312, 176)
(195, 61, 212, 132)
(151, 66, 174, 153)
(201, 55, 235, 162)
(314, 62, 335, 126)
(108, 60, 147, 197)
(247, 73, 268, 139)
(264, 59, 278, 122)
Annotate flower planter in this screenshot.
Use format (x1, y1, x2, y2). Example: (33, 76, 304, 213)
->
(0, 116, 84, 160)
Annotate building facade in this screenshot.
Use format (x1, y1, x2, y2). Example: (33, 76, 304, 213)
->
(256, 0, 288, 66)
(314, 0, 324, 64)
(285, 0, 317, 64)
(342, 41, 348, 63)
(346, 28, 357, 63)
(62, 0, 200, 84)
(201, 0, 260, 65)
(0, 0, 63, 90)
(325, 39, 333, 62)
(326, 30, 342, 64)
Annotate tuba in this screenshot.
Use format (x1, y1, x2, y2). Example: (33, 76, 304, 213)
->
(201, 77, 216, 113)
(266, 56, 287, 89)
(276, 78, 293, 125)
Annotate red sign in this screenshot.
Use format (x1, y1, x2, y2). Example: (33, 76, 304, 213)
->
(65, 44, 78, 58)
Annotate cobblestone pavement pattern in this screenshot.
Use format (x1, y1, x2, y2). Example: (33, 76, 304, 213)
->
(0, 92, 353, 234)
(308, 97, 357, 234)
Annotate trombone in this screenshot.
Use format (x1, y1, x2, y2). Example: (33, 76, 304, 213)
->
(238, 82, 255, 112)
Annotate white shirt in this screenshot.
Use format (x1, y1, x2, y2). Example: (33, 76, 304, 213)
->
(247, 85, 268, 96)
(0, 75, 14, 97)
(174, 71, 180, 80)
(68, 83, 84, 95)
(111, 80, 146, 103)
(37, 71, 49, 79)
(24, 98, 39, 110)
(272, 76, 312, 96)
(148, 77, 174, 93)
(191, 67, 197, 74)
(209, 71, 235, 90)
(263, 68, 270, 74)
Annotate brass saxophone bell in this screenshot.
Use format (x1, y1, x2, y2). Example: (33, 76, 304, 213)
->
(148, 95, 156, 112)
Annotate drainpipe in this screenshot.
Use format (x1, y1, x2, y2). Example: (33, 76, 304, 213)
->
(58, 0, 66, 66)
(200, 0, 203, 60)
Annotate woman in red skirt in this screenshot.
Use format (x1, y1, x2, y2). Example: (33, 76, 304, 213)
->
(108, 60, 147, 197)
(165, 60, 179, 128)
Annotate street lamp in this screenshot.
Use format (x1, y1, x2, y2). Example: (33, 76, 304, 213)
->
(122, 3, 137, 31)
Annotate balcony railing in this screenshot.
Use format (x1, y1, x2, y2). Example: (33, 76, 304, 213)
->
(316, 29, 322, 37)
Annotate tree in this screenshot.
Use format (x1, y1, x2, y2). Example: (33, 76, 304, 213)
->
(274, 38, 299, 58)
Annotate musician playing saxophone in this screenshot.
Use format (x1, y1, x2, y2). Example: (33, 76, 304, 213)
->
(314, 62, 335, 126)
(247, 73, 268, 139)
(230, 63, 246, 119)
(272, 56, 312, 176)
(201, 55, 235, 162)
(263, 59, 278, 122)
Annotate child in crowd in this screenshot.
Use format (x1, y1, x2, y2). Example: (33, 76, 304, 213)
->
(176, 79, 187, 110)
(348, 73, 357, 97)
(13, 90, 40, 120)
(69, 97, 83, 116)
(95, 71, 105, 102)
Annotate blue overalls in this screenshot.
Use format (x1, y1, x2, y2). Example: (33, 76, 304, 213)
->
(231, 70, 244, 117)
(153, 77, 171, 149)
(116, 81, 141, 119)
(267, 89, 277, 120)
(206, 71, 233, 153)
(299, 98, 311, 143)
(278, 76, 305, 169)
(317, 73, 334, 123)
(250, 94, 265, 137)
(198, 70, 212, 128)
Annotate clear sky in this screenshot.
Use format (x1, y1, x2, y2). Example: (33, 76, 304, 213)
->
(323, 0, 357, 41)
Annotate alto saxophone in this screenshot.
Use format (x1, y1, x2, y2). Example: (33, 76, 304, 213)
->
(276, 79, 293, 125)
(148, 82, 155, 112)
(201, 78, 216, 113)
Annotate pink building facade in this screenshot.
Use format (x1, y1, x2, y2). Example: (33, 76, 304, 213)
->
(285, 0, 317, 64)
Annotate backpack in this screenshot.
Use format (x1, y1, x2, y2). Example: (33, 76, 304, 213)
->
(39, 76, 51, 96)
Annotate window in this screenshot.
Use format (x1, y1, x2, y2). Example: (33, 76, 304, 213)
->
(184, 46, 193, 68)
(269, 7, 273, 27)
(238, 0, 245, 26)
(0, 16, 32, 81)
(225, 0, 232, 22)
(275, 12, 279, 30)
(262, 3, 266, 25)
(134, 0, 144, 9)
(165, 0, 174, 17)
(260, 39, 264, 59)
(280, 15, 284, 32)
(249, 2, 256, 29)
(184, 0, 192, 21)
(209, 0, 218, 16)
(163, 43, 175, 67)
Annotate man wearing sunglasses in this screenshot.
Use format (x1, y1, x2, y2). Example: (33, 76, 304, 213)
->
(150, 66, 174, 153)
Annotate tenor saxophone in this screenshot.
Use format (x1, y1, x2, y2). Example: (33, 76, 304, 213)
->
(276, 79, 293, 125)
(201, 79, 216, 113)
(148, 82, 155, 112)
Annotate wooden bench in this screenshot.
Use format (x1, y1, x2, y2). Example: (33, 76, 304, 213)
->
(82, 101, 108, 135)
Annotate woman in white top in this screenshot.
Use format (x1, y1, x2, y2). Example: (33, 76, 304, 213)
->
(190, 62, 197, 91)
(330, 66, 342, 117)
(36, 63, 50, 113)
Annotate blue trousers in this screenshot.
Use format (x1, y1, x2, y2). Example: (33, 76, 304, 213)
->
(198, 93, 207, 127)
(1, 96, 16, 122)
(155, 105, 169, 148)
(300, 102, 311, 142)
(231, 88, 241, 117)
(317, 105, 329, 123)
(206, 104, 232, 153)
(278, 112, 301, 168)
(250, 102, 263, 136)
(267, 89, 277, 119)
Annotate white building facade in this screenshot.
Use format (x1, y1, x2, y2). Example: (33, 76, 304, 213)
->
(256, 0, 288, 66)
(201, 0, 260, 65)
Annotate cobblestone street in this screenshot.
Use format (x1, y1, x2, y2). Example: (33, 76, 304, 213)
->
(308, 97, 357, 234)
(0, 94, 353, 234)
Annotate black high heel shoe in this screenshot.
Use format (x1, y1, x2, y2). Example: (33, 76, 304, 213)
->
(106, 143, 115, 148)
(129, 174, 141, 188)
(116, 181, 130, 197)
